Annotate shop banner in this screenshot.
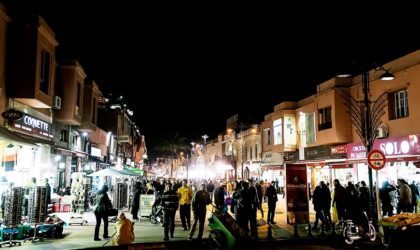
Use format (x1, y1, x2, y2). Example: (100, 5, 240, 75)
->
(140, 194, 155, 217)
(286, 164, 309, 224)
(347, 134, 420, 159)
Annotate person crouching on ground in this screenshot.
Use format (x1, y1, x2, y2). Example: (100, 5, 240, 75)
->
(111, 213, 134, 246)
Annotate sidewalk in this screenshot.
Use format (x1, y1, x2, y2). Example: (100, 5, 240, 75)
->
(4, 195, 354, 249)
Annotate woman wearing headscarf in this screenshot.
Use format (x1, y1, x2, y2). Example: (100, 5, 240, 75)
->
(111, 213, 135, 245)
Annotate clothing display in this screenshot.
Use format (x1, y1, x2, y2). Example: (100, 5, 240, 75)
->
(113, 183, 128, 210)
(71, 172, 88, 213)
(3, 187, 25, 227)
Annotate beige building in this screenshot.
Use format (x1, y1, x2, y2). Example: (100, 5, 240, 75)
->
(261, 49, 420, 189)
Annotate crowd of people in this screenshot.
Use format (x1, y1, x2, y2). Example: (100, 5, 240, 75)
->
(92, 177, 281, 244)
(91, 176, 420, 245)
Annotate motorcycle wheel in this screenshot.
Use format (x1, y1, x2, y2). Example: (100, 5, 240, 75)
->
(368, 224, 376, 241)
(150, 214, 158, 224)
(342, 226, 354, 245)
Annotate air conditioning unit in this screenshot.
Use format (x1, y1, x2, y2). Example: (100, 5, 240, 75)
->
(53, 96, 62, 110)
(376, 124, 389, 139)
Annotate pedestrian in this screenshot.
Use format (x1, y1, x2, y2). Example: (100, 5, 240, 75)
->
(256, 181, 264, 218)
(177, 179, 193, 231)
(161, 182, 179, 241)
(131, 182, 141, 221)
(312, 181, 326, 230)
(206, 180, 215, 202)
(266, 181, 278, 224)
(111, 213, 134, 246)
(240, 181, 259, 240)
(358, 181, 370, 218)
(94, 185, 112, 241)
(333, 179, 346, 221)
(214, 181, 226, 212)
(188, 183, 211, 241)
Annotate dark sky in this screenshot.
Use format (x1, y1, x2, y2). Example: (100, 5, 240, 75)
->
(3, 1, 419, 158)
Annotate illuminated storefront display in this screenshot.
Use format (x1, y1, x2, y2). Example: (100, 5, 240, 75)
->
(273, 118, 282, 145)
(284, 114, 297, 150)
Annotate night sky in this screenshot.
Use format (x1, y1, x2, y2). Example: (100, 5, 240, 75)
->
(3, 1, 419, 159)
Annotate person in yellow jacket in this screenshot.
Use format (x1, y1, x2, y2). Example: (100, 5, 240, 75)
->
(111, 213, 134, 246)
(177, 179, 193, 230)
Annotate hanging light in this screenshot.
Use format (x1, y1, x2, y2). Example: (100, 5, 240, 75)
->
(379, 70, 395, 81)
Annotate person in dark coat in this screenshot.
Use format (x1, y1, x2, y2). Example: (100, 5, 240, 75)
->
(358, 181, 370, 218)
(266, 181, 278, 224)
(312, 181, 326, 230)
(206, 181, 215, 202)
(188, 183, 211, 241)
(320, 182, 332, 226)
(379, 180, 396, 216)
(214, 182, 226, 212)
(94, 185, 112, 241)
(240, 181, 259, 240)
(131, 182, 141, 221)
(161, 182, 179, 241)
(333, 179, 347, 221)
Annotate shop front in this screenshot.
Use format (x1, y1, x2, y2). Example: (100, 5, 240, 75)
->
(303, 144, 348, 192)
(260, 151, 284, 182)
(2, 111, 54, 187)
(347, 134, 420, 188)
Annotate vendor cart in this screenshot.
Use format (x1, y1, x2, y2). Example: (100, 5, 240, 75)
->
(207, 209, 253, 250)
(379, 213, 420, 249)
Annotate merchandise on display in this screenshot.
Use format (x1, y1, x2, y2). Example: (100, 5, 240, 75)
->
(112, 182, 128, 210)
(27, 186, 47, 224)
(3, 187, 25, 228)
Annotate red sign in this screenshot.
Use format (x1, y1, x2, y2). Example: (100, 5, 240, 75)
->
(367, 150, 386, 170)
(285, 164, 309, 225)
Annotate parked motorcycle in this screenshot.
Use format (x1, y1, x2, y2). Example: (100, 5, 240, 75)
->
(150, 195, 163, 224)
(342, 212, 376, 245)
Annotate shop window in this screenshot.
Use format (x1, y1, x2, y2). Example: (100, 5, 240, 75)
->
(273, 119, 282, 145)
(255, 144, 258, 159)
(389, 89, 409, 119)
(249, 146, 253, 160)
(73, 134, 79, 147)
(305, 113, 316, 144)
(40, 50, 51, 95)
(264, 128, 271, 146)
(60, 130, 68, 142)
(318, 107, 332, 131)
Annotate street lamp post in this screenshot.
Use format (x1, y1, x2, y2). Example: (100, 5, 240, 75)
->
(341, 65, 394, 222)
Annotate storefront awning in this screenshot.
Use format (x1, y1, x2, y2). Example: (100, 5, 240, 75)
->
(0, 126, 37, 147)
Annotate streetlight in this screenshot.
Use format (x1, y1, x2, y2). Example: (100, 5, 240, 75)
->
(339, 64, 395, 222)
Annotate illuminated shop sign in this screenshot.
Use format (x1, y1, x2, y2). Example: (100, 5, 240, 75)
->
(12, 113, 52, 139)
(347, 134, 420, 158)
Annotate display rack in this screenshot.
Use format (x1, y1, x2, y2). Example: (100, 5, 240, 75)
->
(23, 186, 46, 243)
(112, 182, 128, 210)
(0, 187, 24, 247)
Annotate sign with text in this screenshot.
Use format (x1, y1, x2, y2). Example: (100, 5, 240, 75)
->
(284, 114, 297, 150)
(118, 135, 130, 143)
(285, 164, 309, 225)
(11, 113, 53, 139)
(347, 134, 420, 159)
(140, 194, 155, 217)
(304, 145, 331, 160)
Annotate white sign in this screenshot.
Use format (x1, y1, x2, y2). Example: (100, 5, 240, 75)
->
(91, 147, 102, 157)
(140, 195, 155, 217)
(118, 135, 130, 143)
